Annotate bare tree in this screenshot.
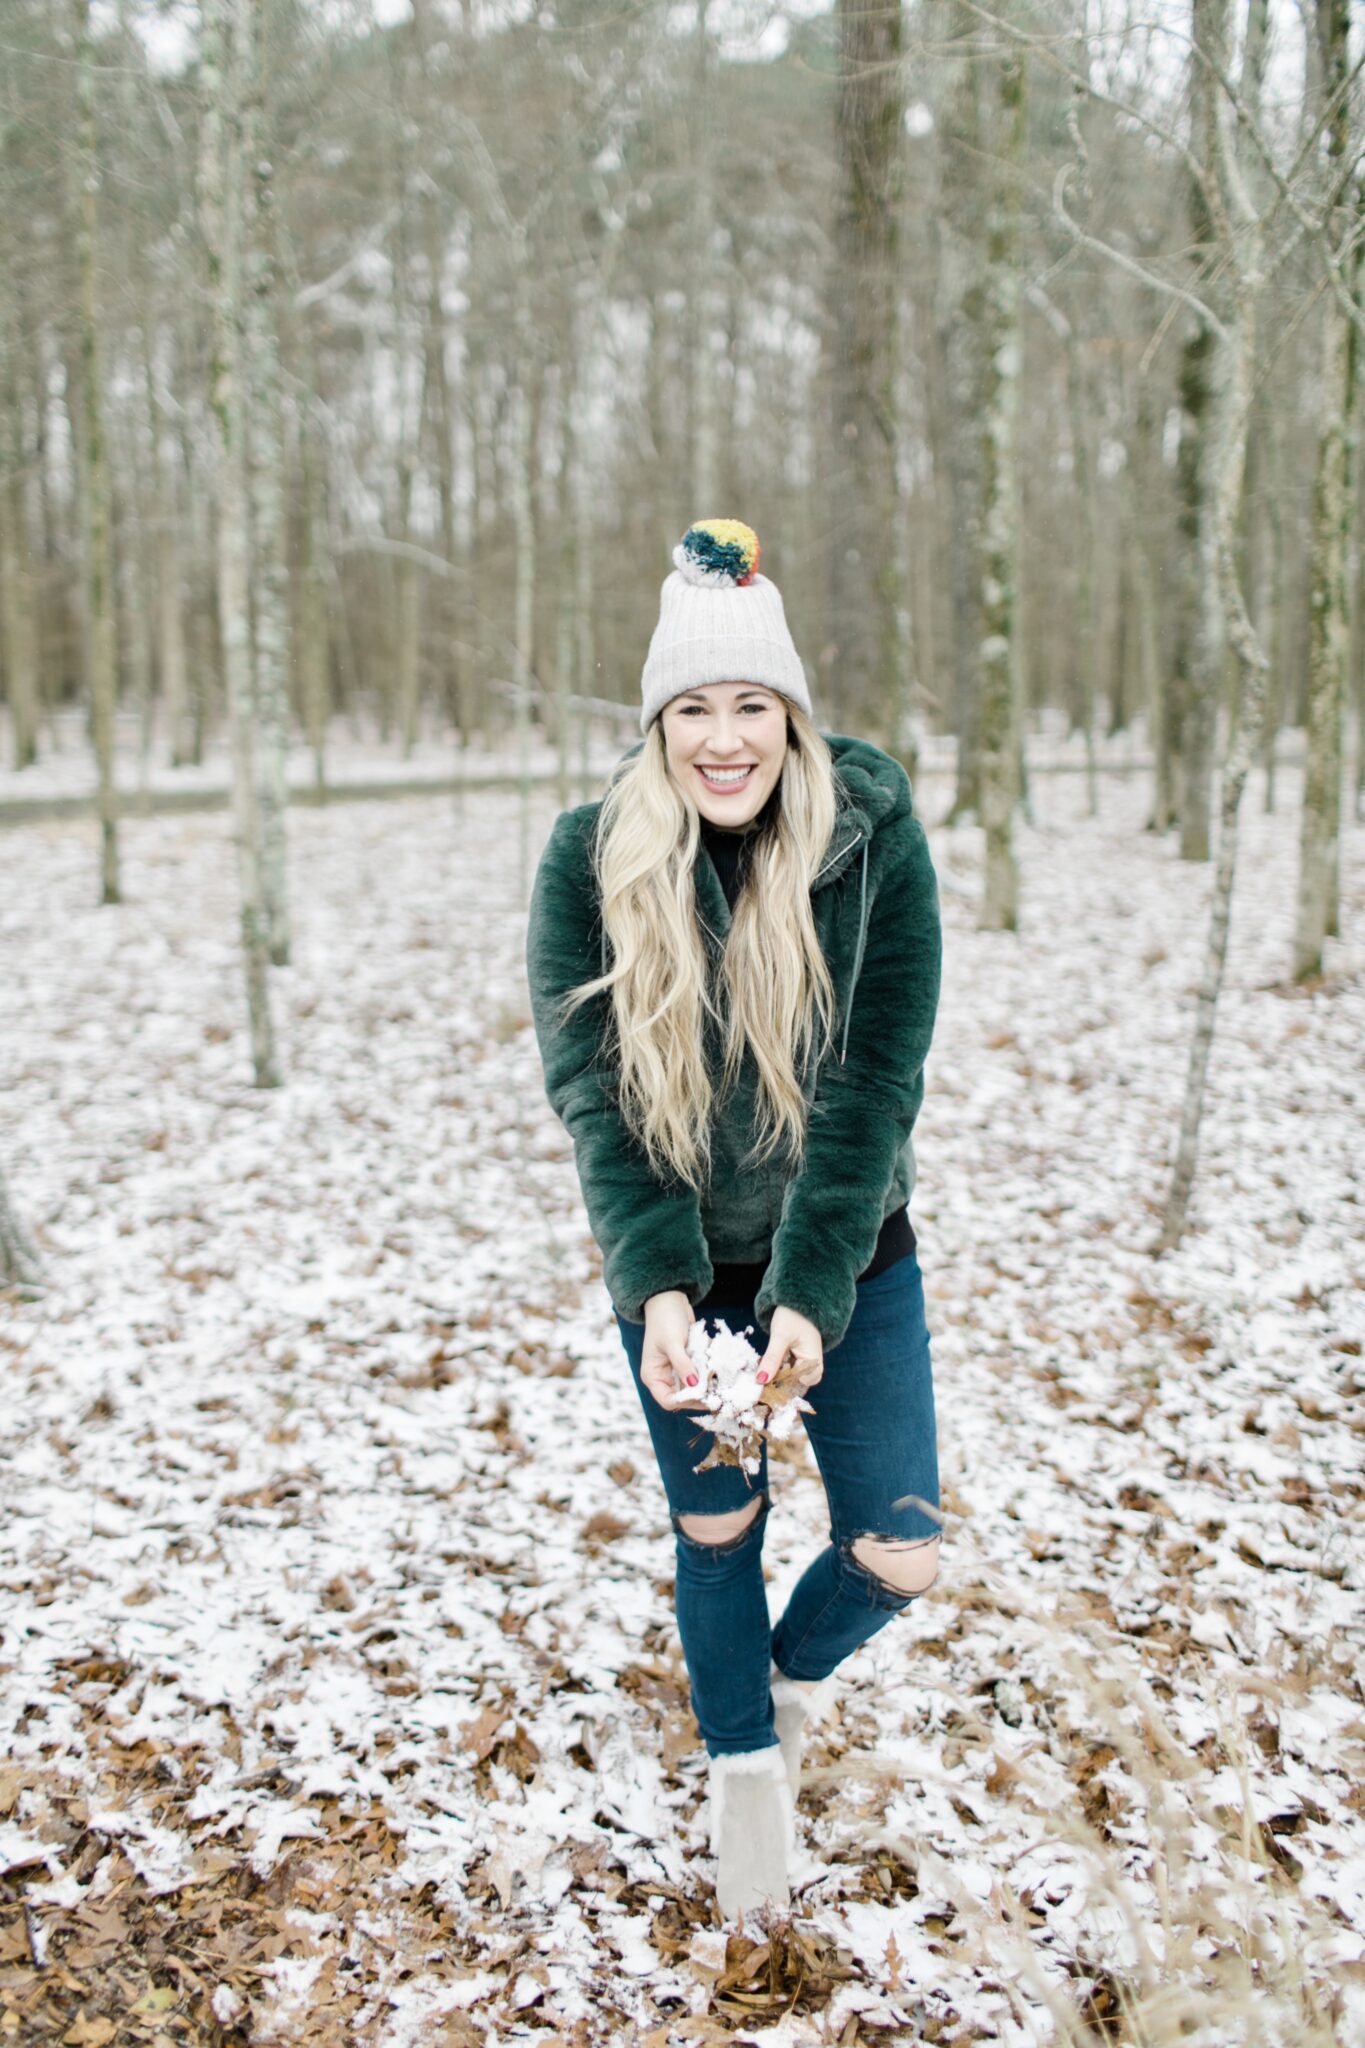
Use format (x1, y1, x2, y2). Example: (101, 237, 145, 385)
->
(73, 0, 120, 903)
(511, 272, 537, 908)
(0, 308, 40, 772)
(1171, 227, 1220, 862)
(939, 5, 989, 824)
(243, 0, 290, 965)
(199, 0, 280, 1087)
(978, 28, 1026, 933)
(829, 0, 906, 742)
(1158, 0, 1271, 1250)
(392, 208, 425, 762)
(142, 320, 190, 769)
(688, 0, 720, 514)
(1294, 0, 1360, 981)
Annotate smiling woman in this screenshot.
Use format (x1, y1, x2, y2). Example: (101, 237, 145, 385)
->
(662, 684, 789, 827)
(526, 518, 943, 1923)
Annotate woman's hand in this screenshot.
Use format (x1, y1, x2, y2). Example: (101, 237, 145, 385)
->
(640, 1290, 708, 1412)
(756, 1306, 824, 1398)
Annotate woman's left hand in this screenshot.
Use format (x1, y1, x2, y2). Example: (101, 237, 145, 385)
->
(756, 1306, 824, 1397)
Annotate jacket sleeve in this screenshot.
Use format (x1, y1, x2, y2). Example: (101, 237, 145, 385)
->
(755, 811, 941, 1351)
(526, 810, 715, 1322)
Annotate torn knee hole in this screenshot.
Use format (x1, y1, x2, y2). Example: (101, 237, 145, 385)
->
(676, 1495, 766, 1549)
(850, 1533, 940, 1595)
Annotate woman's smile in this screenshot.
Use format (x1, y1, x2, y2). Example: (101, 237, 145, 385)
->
(697, 764, 757, 792)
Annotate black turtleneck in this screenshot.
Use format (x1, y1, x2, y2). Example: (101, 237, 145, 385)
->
(685, 799, 916, 1323)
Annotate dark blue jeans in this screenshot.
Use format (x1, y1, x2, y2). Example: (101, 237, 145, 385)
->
(614, 1249, 940, 1757)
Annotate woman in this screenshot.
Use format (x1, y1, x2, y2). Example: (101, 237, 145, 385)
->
(526, 520, 942, 1920)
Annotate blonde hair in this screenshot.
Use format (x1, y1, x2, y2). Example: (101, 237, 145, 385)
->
(555, 704, 840, 1192)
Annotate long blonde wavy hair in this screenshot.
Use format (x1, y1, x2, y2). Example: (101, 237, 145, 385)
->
(554, 702, 841, 1192)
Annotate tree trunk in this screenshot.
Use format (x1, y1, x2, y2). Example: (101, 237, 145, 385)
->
(571, 325, 597, 807)
(890, 277, 921, 773)
(177, 343, 216, 768)
(1066, 322, 1099, 816)
(1354, 407, 1365, 822)
(0, 384, 39, 772)
(688, 0, 719, 515)
(829, 0, 905, 741)
(510, 299, 536, 906)
(115, 399, 155, 788)
(409, 0, 461, 750)
(1175, 313, 1219, 860)
(200, 0, 280, 1088)
(1242, 392, 1280, 810)
(145, 325, 189, 769)
(939, 14, 986, 822)
(646, 291, 676, 565)
(298, 411, 330, 789)
(74, 0, 120, 903)
(392, 202, 425, 760)
(422, 185, 460, 745)
(978, 37, 1026, 933)
(1294, 292, 1355, 974)
(243, 0, 290, 966)
(1293, 0, 1358, 978)
(1158, 0, 1268, 1250)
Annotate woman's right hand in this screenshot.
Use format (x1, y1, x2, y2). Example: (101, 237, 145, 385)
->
(640, 1291, 708, 1412)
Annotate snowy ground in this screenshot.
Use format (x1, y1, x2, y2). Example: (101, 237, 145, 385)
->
(0, 707, 630, 814)
(2, 765, 1362, 2046)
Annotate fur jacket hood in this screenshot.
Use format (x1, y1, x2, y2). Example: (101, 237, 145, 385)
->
(526, 733, 941, 1349)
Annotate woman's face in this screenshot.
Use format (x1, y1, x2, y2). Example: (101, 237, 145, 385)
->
(660, 683, 789, 830)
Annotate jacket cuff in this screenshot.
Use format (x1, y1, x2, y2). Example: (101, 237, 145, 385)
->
(608, 1251, 715, 1326)
(754, 1267, 856, 1354)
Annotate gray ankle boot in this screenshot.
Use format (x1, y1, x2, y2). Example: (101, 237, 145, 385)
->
(770, 1663, 840, 1796)
(708, 1746, 794, 1920)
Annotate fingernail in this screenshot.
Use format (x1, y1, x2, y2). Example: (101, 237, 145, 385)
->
(757, 1371, 769, 1385)
(686, 1374, 698, 1387)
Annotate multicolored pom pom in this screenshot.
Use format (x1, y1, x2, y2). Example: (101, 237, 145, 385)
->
(673, 518, 762, 589)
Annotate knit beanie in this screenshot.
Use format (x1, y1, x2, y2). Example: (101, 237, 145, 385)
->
(639, 520, 813, 735)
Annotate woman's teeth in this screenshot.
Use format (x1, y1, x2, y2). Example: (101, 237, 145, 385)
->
(698, 766, 754, 789)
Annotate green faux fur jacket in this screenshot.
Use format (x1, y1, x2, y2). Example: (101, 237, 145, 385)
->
(525, 733, 942, 1349)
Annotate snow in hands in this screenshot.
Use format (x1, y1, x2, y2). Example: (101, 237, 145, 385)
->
(685, 1316, 814, 1476)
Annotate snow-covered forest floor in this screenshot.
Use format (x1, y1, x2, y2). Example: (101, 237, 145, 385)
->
(2, 766, 1362, 2046)
(0, 709, 627, 809)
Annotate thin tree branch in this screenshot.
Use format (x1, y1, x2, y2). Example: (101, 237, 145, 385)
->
(1052, 163, 1229, 337)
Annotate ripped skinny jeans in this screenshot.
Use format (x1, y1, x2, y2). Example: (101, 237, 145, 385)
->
(614, 1249, 939, 1757)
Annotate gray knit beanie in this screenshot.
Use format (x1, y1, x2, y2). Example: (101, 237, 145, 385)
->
(639, 520, 813, 735)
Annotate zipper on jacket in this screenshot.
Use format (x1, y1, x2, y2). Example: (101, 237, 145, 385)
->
(699, 830, 870, 1062)
(839, 838, 871, 1065)
(814, 832, 861, 887)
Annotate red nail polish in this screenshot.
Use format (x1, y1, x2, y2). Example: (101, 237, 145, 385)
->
(686, 1374, 698, 1387)
(757, 1371, 769, 1385)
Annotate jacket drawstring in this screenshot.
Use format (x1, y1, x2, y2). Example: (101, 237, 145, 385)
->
(839, 838, 870, 1065)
